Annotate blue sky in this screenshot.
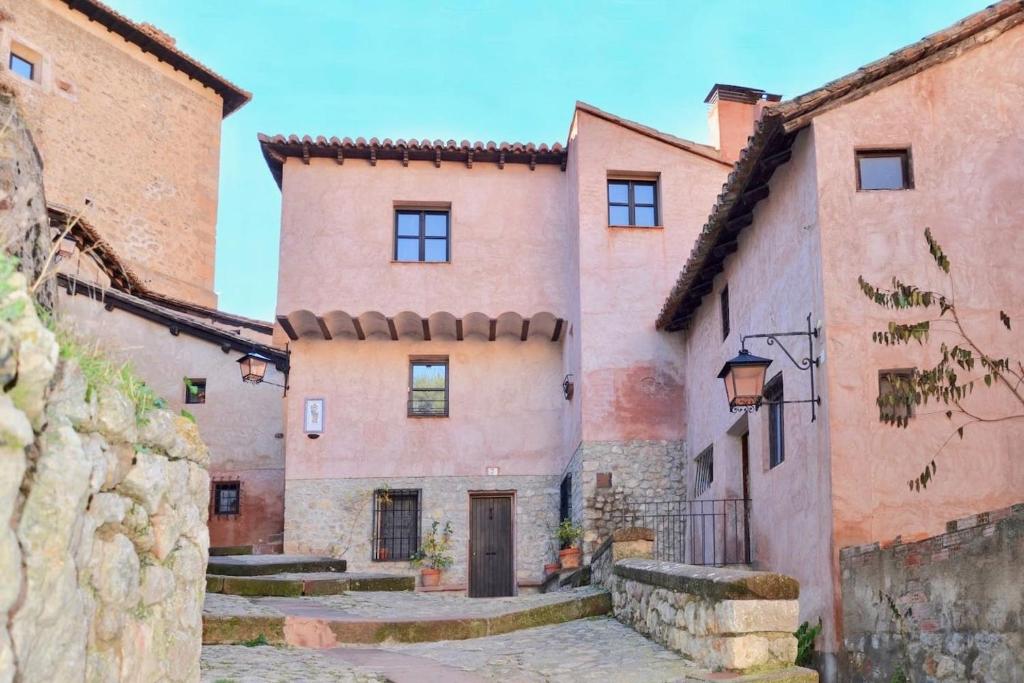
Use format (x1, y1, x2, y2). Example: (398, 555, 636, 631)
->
(107, 0, 988, 320)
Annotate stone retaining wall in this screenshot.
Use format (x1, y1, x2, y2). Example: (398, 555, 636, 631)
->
(608, 559, 801, 674)
(840, 503, 1024, 682)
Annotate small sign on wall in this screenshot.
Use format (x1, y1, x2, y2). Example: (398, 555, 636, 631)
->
(304, 398, 324, 437)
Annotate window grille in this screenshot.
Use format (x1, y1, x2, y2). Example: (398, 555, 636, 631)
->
(214, 482, 240, 515)
(371, 489, 421, 561)
(693, 445, 713, 497)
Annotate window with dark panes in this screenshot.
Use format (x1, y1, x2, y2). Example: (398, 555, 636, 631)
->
(372, 489, 421, 561)
(608, 179, 658, 227)
(878, 369, 916, 425)
(408, 359, 448, 417)
(214, 482, 240, 515)
(559, 474, 572, 522)
(856, 150, 912, 190)
(395, 209, 449, 262)
(720, 286, 730, 340)
(693, 445, 713, 497)
(184, 378, 206, 404)
(8, 51, 34, 81)
(765, 374, 785, 468)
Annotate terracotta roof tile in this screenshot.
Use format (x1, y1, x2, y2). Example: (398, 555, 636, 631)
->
(257, 133, 567, 187)
(657, 0, 1024, 330)
(61, 0, 251, 116)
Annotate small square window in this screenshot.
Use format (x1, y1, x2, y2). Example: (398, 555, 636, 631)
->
(856, 150, 912, 190)
(372, 489, 421, 561)
(693, 445, 713, 497)
(409, 359, 448, 417)
(184, 378, 206, 404)
(394, 210, 450, 262)
(878, 369, 916, 425)
(720, 286, 730, 340)
(608, 179, 659, 227)
(765, 374, 785, 468)
(8, 51, 35, 81)
(214, 482, 240, 515)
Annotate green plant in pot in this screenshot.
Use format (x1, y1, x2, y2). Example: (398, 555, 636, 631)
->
(410, 520, 454, 587)
(556, 519, 583, 570)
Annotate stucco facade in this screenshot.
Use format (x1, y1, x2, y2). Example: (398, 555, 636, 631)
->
(665, 12, 1024, 678)
(0, 0, 248, 306)
(270, 101, 733, 590)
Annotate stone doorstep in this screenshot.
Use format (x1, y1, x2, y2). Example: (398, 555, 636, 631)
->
(202, 590, 612, 647)
(209, 545, 255, 556)
(207, 554, 347, 576)
(206, 572, 415, 597)
(686, 666, 818, 682)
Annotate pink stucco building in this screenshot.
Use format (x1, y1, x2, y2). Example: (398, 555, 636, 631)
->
(266, 0, 1021, 674)
(658, 2, 1024, 677)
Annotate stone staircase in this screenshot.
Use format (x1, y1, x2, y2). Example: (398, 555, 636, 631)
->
(206, 554, 415, 597)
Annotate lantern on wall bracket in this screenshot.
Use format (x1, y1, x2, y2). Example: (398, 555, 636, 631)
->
(716, 313, 822, 422)
(237, 351, 289, 394)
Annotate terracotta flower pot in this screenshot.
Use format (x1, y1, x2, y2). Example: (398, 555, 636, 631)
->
(559, 547, 581, 570)
(420, 568, 442, 587)
(378, 547, 390, 561)
(544, 562, 561, 575)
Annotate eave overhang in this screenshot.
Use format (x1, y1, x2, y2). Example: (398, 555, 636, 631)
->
(277, 309, 566, 344)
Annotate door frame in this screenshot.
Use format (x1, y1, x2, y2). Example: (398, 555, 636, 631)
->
(467, 490, 516, 597)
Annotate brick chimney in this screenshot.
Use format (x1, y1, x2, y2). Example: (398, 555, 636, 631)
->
(705, 84, 781, 165)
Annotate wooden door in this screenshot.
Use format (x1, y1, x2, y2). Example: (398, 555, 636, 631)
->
(469, 495, 514, 598)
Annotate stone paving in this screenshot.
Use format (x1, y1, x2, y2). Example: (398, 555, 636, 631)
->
(201, 616, 702, 682)
(204, 586, 606, 620)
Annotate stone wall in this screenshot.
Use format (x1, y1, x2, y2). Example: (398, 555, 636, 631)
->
(840, 503, 1024, 682)
(0, 93, 211, 682)
(608, 559, 802, 674)
(564, 439, 686, 557)
(285, 475, 560, 587)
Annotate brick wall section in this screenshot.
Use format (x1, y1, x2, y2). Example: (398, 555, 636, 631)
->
(0, 0, 226, 305)
(840, 502, 1024, 682)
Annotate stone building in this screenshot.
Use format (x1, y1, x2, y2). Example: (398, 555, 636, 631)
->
(0, 1, 287, 550)
(0, 0, 249, 306)
(656, 2, 1024, 679)
(263, 86, 785, 593)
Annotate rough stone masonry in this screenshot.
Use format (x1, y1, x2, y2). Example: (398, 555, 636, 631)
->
(0, 93, 211, 682)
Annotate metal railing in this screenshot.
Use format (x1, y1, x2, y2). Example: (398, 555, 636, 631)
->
(613, 498, 751, 566)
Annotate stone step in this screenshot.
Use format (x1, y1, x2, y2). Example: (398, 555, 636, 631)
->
(202, 586, 612, 647)
(206, 554, 346, 576)
(206, 572, 415, 597)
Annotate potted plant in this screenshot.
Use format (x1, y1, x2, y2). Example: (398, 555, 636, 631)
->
(556, 519, 583, 570)
(410, 520, 454, 587)
(544, 561, 562, 575)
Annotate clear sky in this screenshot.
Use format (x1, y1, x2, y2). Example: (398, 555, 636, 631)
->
(107, 0, 988, 320)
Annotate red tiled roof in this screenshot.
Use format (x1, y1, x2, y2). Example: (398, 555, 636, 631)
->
(61, 0, 251, 116)
(257, 133, 567, 187)
(656, 0, 1024, 331)
(574, 101, 730, 167)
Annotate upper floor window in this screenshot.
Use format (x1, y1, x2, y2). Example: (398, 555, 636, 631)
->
(409, 358, 448, 417)
(395, 209, 449, 262)
(693, 445, 713, 497)
(765, 373, 785, 468)
(720, 285, 730, 340)
(856, 149, 913, 191)
(213, 481, 240, 515)
(184, 378, 206, 404)
(8, 51, 34, 81)
(878, 369, 916, 426)
(608, 179, 658, 227)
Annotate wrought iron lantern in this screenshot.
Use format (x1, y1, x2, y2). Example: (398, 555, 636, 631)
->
(717, 350, 772, 411)
(237, 352, 272, 384)
(717, 313, 822, 421)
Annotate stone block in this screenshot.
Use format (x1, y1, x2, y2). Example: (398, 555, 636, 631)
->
(712, 600, 800, 635)
(119, 450, 169, 514)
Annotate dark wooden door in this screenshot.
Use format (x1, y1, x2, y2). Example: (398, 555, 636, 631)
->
(469, 495, 514, 598)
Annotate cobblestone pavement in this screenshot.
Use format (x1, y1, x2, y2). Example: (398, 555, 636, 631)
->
(204, 586, 606, 620)
(202, 617, 701, 682)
